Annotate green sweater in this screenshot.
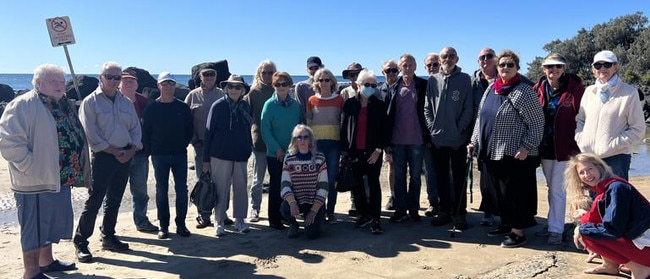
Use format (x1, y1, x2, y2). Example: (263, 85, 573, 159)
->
(260, 93, 302, 157)
(244, 83, 275, 152)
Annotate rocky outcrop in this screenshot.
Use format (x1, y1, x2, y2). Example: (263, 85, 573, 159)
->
(0, 84, 15, 102)
(123, 66, 157, 93)
(188, 60, 230, 90)
(65, 75, 98, 100)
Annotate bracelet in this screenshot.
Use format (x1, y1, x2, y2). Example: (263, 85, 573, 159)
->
(289, 200, 297, 204)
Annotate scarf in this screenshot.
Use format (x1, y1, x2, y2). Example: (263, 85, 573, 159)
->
(595, 74, 619, 103)
(225, 96, 252, 130)
(272, 92, 294, 107)
(494, 74, 522, 95)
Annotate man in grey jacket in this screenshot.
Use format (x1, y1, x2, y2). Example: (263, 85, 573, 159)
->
(424, 47, 479, 229)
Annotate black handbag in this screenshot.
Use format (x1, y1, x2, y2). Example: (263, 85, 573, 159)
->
(336, 155, 357, 192)
(190, 171, 217, 212)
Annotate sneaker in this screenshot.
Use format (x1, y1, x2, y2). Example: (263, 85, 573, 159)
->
(196, 216, 213, 229)
(249, 209, 260, 223)
(157, 230, 169, 239)
(535, 225, 550, 237)
(215, 225, 226, 237)
(355, 216, 373, 228)
(487, 225, 511, 237)
(287, 223, 299, 239)
(385, 196, 395, 210)
(501, 233, 527, 248)
(479, 216, 495, 227)
(453, 215, 469, 230)
(235, 219, 250, 233)
(224, 217, 235, 226)
(424, 205, 439, 217)
(101, 236, 129, 251)
(136, 221, 159, 233)
(370, 219, 383, 234)
(74, 243, 93, 263)
(547, 232, 563, 245)
(430, 212, 452, 226)
(40, 259, 76, 272)
(327, 213, 337, 224)
(348, 204, 358, 217)
(176, 226, 191, 237)
(409, 210, 421, 222)
(389, 210, 409, 223)
(269, 222, 287, 230)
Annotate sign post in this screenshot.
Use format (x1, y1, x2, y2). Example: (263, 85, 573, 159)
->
(45, 16, 81, 100)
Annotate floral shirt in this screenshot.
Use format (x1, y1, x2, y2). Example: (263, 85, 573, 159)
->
(39, 93, 85, 187)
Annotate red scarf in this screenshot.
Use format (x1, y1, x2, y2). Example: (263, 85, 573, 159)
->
(494, 74, 522, 95)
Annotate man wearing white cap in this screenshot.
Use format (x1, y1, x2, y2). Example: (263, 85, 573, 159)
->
(142, 72, 194, 239)
(575, 50, 646, 180)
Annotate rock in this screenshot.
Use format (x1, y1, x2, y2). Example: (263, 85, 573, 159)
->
(140, 85, 190, 102)
(189, 60, 230, 90)
(123, 66, 157, 93)
(65, 75, 98, 100)
(0, 84, 14, 102)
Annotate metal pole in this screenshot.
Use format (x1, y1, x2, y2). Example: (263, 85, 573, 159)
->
(63, 45, 81, 100)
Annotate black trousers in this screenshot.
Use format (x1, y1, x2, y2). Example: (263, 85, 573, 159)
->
(350, 149, 383, 220)
(432, 146, 468, 216)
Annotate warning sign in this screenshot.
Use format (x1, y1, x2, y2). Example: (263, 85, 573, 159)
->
(46, 16, 76, 47)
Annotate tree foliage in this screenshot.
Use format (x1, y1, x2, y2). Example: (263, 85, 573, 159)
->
(526, 12, 650, 87)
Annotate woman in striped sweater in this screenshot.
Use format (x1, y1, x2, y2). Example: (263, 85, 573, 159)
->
(280, 125, 329, 239)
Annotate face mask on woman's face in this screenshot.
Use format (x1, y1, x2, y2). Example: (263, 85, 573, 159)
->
(361, 86, 375, 97)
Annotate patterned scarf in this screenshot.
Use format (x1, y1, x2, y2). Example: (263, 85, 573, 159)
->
(494, 74, 522, 95)
(225, 96, 252, 130)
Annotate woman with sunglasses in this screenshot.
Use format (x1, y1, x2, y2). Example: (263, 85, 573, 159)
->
(203, 74, 253, 236)
(467, 50, 544, 248)
(531, 53, 585, 245)
(306, 68, 343, 223)
(261, 72, 303, 230)
(341, 69, 389, 234)
(575, 50, 645, 180)
(280, 125, 328, 239)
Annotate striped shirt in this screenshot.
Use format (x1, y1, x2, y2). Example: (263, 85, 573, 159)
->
(280, 152, 329, 206)
(306, 94, 344, 141)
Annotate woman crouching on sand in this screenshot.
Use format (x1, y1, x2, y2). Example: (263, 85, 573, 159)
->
(567, 153, 650, 278)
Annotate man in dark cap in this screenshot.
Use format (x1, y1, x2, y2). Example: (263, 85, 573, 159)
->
(294, 56, 323, 115)
(340, 62, 363, 100)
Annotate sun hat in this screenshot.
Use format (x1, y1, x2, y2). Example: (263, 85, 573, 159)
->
(219, 74, 246, 88)
(306, 56, 323, 68)
(541, 53, 567, 66)
(342, 62, 364, 79)
(157, 72, 176, 83)
(593, 50, 618, 64)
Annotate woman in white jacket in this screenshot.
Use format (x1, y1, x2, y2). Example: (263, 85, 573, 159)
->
(575, 50, 646, 180)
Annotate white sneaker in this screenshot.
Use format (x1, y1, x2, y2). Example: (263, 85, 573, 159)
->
(235, 219, 250, 233)
(215, 225, 225, 237)
(249, 209, 260, 223)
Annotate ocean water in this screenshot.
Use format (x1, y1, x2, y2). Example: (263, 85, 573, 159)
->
(0, 73, 385, 92)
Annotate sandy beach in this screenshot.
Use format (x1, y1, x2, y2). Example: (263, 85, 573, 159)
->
(0, 152, 647, 279)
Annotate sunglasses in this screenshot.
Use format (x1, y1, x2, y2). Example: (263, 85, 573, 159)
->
(274, 82, 290, 87)
(498, 62, 516, 69)
(318, 78, 331, 83)
(543, 64, 564, 69)
(440, 54, 456, 60)
(201, 71, 216, 77)
(425, 63, 440, 68)
(261, 71, 275, 76)
(349, 72, 359, 78)
(593, 62, 614, 70)
(160, 80, 176, 86)
(294, 135, 309, 140)
(479, 53, 495, 61)
(103, 74, 122, 81)
(226, 84, 243, 90)
(363, 83, 377, 88)
(384, 68, 398, 74)
(308, 66, 320, 71)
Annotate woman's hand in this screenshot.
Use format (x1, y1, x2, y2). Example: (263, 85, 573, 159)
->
(573, 226, 585, 250)
(514, 147, 529, 160)
(305, 210, 317, 226)
(367, 149, 381, 164)
(289, 201, 300, 218)
(276, 149, 285, 162)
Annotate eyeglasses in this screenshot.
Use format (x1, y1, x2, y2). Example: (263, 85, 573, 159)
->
(201, 71, 216, 77)
(274, 82, 290, 87)
(593, 62, 614, 70)
(543, 64, 564, 69)
(160, 80, 176, 86)
(425, 63, 440, 68)
(226, 84, 243, 90)
(103, 74, 122, 81)
(261, 71, 275, 76)
(318, 78, 331, 83)
(478, 53, 495, 61)
(498, 62, 516, 69)
(363, 83, 377, 88)
(384, 68, 398, 74)
(294, 135, 310, 141)
(440, 54, 456, 60)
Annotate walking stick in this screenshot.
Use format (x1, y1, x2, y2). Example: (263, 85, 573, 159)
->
(451, 156, 473, 238)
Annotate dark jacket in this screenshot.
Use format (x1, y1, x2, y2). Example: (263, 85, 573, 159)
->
(386, 75, 429, 145)
(142, 99, 193, 156)
(533, 73, 584, 161)
(203, 96, 253, 162)
(340, 95, 389, 157)
(580, 178, 650, 240)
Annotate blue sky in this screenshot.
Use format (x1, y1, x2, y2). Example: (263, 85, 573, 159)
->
(1, 1, 648, 77)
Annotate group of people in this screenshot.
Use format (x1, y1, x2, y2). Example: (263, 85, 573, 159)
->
(2, 46, 650, 279)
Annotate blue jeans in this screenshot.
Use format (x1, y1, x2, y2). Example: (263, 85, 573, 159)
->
(152, 153, 189, 230)
(422, 144, 438, 207)
(193, 146, 204, 180)
(391, 144, 424, 212)
(316, 140, 340, 216)
(250, 150, 268, 211)
(129, 153, 151, 227)
(603, 153, 631, 181)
